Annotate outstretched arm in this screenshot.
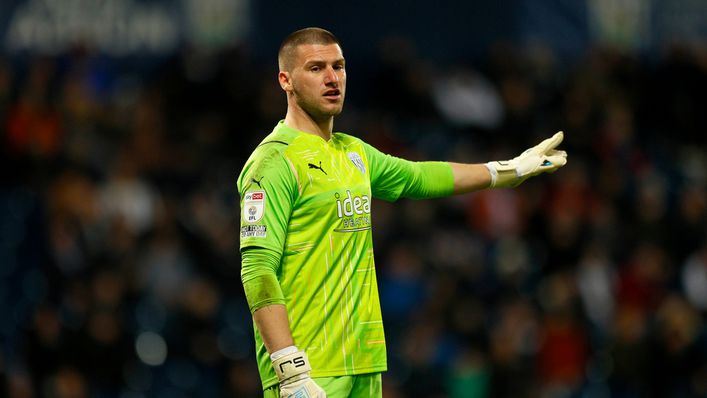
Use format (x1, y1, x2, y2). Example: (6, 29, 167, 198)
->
(449, 163, 493, 194)
(363, 131, 567, 200)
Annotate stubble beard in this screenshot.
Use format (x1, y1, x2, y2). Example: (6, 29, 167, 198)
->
(293, 87, 344, 123)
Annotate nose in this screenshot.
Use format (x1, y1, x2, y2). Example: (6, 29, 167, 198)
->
(324, 66, 339, 85)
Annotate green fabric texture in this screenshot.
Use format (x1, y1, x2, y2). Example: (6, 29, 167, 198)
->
(238, 121, 454, 390)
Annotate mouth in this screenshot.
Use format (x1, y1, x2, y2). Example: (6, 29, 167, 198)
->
(323, 89, 341, 100)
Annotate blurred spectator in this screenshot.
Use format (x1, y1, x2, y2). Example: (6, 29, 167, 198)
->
(44, 366, 87, 398)
(617, 242, 670, 314)
(682, 238, 707, 312)
(488, 299, 539, 396)
(432, 67, 504, 129)
(648, 294, 706, 397)
(576, 242, 616, 334)
(6, 59, 62, 160)
(446, 348, 490, 398)
(536, 273, 588, 394)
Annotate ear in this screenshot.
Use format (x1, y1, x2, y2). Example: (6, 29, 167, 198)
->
(278, 71, 292, 92)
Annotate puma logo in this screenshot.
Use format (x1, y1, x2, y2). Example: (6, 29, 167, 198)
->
(308, 161, 327, 175)
(251, 177, 264, 188)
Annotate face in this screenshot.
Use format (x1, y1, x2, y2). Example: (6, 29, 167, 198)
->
(280, 43, 346, 121)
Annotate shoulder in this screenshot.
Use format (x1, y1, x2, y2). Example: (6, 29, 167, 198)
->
(238, 130, 298, 193)
(254, 126, 299, 154)
(258, 126, 298, 147)
(243, 141, 289, 174)
(245, 124, 302, 165)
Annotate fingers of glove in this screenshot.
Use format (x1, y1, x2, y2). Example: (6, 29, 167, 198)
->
(548, 149, 567, 158)
(532, 131, 564, 154)
(537, 153, 567, 172)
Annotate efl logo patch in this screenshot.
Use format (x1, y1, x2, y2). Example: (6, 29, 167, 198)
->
(347, 152, 366, 175)
(243, 191, 265, 223)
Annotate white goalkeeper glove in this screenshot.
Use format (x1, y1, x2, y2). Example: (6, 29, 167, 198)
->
(485, 131, 568, 188)
(271, 346, 326, 398)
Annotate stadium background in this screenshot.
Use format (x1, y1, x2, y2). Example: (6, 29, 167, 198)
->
(1, 0, 707, 397)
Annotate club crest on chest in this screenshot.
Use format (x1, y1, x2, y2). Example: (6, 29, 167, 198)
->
(347, 152, 366, 175)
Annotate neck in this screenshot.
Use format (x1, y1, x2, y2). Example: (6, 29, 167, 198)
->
(284, 105, 333, 141)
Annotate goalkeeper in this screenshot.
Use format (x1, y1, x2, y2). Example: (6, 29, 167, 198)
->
(238, 27, 567, 398)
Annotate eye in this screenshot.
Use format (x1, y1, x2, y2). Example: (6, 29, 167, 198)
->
(310, 65, 321, 72)
(334, 64, 345, 71)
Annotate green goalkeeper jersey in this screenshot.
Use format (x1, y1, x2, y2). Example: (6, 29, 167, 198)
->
(238, 121, 453, 389)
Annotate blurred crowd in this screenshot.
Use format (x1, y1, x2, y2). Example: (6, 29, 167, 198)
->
(1, 36, 707, 398)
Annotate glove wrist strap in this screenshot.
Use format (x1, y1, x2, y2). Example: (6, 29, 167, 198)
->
(486, 161, 519, 188)
(271, 348, 312, 383)
(484, 162, 498, 187)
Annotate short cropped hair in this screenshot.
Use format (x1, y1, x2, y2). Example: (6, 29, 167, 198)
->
(278, 27, 340, 72)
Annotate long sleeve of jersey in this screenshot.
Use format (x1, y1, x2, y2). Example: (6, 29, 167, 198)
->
(237, 141, 298, 314)
(361, 141, 455, 201)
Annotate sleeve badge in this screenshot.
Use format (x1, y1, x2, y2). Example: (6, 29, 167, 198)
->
(243, 191, 266, 223)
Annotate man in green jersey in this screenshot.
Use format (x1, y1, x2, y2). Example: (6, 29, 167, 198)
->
(238, 27, 567, 398)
